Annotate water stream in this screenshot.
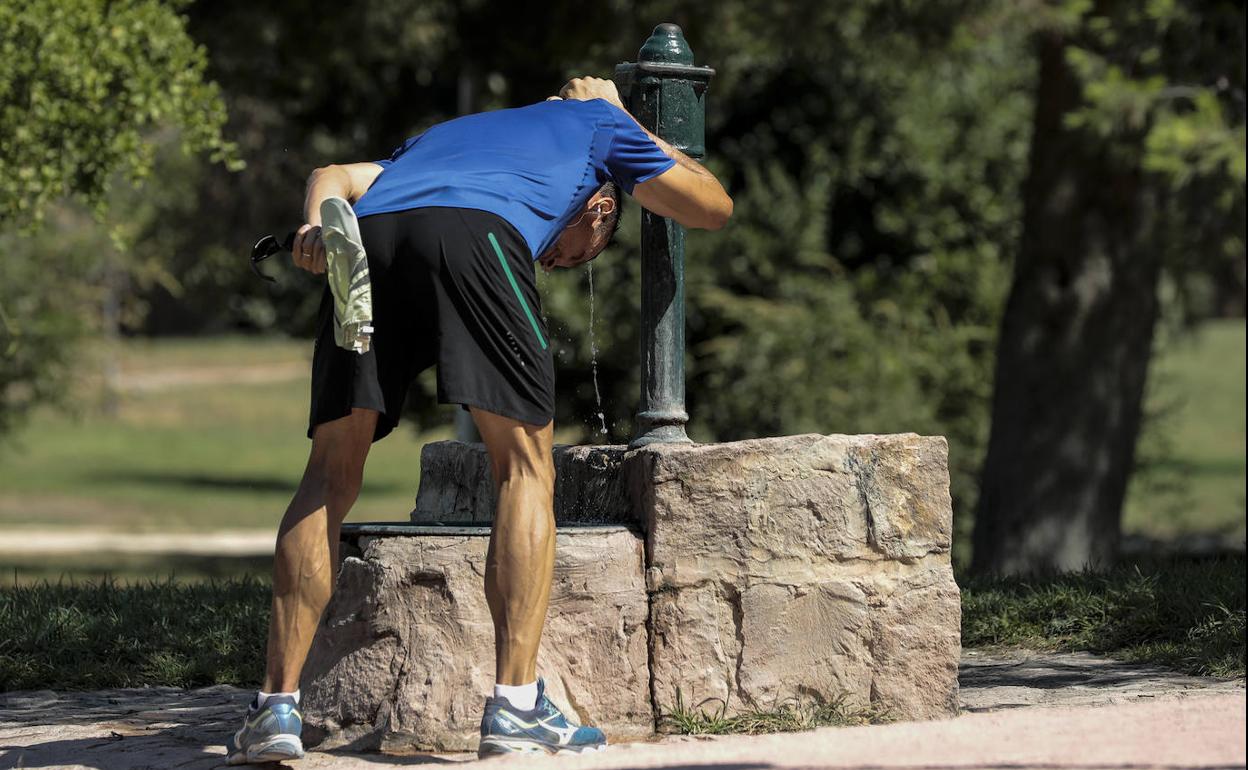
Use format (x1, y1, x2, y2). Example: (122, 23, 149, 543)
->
(588, 263, 608, 437)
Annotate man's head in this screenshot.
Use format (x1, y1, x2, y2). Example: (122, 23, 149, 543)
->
(538, 182, 622, 271)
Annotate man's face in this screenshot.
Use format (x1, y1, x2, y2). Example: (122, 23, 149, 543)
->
(538, 191, 616, 271)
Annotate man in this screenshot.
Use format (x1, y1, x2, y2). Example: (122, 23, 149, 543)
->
(227, 76, 732, 764)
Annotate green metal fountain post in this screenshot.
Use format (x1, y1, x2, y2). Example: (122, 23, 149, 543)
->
(615, 23, 714, 448)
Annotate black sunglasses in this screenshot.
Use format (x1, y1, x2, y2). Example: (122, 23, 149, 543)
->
(249, 231, 297, 283)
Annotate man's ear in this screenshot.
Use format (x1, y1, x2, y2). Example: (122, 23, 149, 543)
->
(594, 194, 616, 216)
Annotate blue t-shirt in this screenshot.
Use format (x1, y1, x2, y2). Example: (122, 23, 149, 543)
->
(352, 99, 675, 260)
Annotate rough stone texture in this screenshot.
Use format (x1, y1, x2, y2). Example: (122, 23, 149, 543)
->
(411, 441, 633, 525)
(635, 434, 960, 721)
(300, 528, 651, 752)
(409, 440, 493, 523)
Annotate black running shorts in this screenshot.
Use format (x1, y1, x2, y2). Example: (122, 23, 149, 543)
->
(308, 207, 554, 442)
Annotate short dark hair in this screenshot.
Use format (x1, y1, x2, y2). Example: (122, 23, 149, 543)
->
(597, 181, 623, 247)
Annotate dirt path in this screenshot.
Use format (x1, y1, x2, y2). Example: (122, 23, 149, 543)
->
(0, 529, 275, 556)
(960, 648, 1246, 709)
(117, 362, 307, 393)
(0, 652, 1242, 769)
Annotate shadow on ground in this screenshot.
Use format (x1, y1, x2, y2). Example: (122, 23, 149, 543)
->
(958, 651, 1245, 713)
(84, 469, 404, 497)
(0, 686, 462, 769)
(1, 553, 273, 584)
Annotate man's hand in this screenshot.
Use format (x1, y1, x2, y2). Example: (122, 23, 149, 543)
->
(552, 75, 733, 230)
(555, 77, 625, 111)
(293, 162, 385, 274)
(292, 223, 326, 274)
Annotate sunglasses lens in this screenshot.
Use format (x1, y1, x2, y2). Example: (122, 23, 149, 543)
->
(251, 234, 280, 262)
(249, 234, 281, 283)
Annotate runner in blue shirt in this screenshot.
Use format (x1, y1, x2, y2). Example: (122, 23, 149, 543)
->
(227, 76, 732, 764)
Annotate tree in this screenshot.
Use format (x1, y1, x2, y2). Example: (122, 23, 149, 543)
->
(0, 0, 236, 434)
(972, 0, 1245, 574)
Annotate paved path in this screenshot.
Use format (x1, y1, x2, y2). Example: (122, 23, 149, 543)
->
(0, 529, 275, 556)
(0, 652, 1242, 769)
(960, 648, 1246, 709)
(117, 362, 307, 393)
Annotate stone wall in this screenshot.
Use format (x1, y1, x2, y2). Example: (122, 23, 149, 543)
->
(302, 433, 961, 749)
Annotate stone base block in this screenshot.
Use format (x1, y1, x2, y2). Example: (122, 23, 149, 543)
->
(301, 527, 651, 752)
(636, 434, 960, 721)
(306, 432, 960, 751)
(412, 442, 633, 526)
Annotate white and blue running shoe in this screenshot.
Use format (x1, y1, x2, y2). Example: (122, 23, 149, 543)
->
(225, 693, 304, 765)
(478, 679, 607, 757)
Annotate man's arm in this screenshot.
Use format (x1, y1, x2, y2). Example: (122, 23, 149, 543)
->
(628, 131, 733, 231)
(555, 77, 733, 231)
(292, 162, 385, 274)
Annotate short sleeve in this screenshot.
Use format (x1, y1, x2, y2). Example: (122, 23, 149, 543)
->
(373, 132, 425, 169)
(602, 103, 676, 194)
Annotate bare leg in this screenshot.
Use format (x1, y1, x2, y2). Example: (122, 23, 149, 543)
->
(470, 407, 556, 686)
(262, 408, 378, 693)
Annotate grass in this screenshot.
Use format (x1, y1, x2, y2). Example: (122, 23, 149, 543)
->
(1, 553, 272, 586)
(0, 335, 446, 534)
(658, 689, 888, 735)
(1123, 319, 1246, 543)
(961, 555, 1246, 678)
(0, 577, 270, 691)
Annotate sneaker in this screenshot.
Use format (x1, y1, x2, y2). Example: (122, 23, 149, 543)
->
(478, 679, 607, 757)
(225, 694, 305, 765)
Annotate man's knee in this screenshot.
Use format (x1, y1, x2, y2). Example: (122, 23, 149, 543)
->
(304, 457, 365, 507)
(489, 445, 555, 490)
(303, 409, 376, 506)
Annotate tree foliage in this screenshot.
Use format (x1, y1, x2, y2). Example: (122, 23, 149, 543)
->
(0, 0, 235, 433)
(0, 0, 237, 225)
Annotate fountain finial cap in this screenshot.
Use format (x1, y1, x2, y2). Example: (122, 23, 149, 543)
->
(638, 23, 694, 65)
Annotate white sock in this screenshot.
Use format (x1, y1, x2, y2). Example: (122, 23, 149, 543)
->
(494, 681, 538, 711)
(255, 689, 300, 709)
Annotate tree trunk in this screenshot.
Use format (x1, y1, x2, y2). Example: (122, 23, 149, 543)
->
(971, 31, 1160, 575)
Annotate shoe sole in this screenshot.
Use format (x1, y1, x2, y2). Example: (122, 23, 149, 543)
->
(227, 734, 304, 765)
(478, 737, 607, 757)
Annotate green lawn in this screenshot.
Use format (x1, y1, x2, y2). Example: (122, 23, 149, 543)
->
(0, 577, 271, 691)
(1123, 319, 1246, 543)
(961, 555, 1245, 678)
(0, 336, 447, 533)
(0, 322, 1241, 583)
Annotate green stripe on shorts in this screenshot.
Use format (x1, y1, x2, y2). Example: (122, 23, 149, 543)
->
(488, 232, 548, 351)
